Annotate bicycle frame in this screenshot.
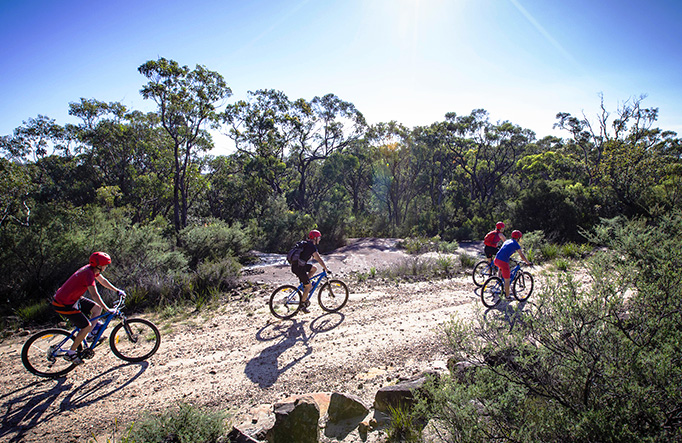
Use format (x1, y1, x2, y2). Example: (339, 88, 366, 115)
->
(51, 297, 125, 358)
(296, 270, 328, 296)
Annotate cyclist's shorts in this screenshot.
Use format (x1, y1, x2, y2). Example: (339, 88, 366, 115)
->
(494, 258, 511, 279)
(292, 263, 313, 285)
(51, 297, 96, 329)
(484, 245, 499, 259)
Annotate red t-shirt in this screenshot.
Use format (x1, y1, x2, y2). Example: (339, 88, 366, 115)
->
(54, 265, 97, 305)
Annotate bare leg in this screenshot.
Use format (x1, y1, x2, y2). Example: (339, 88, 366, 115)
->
(301, 283, 312, 303)
(70, 305, 102, 350)
(504, 277, 511, 299)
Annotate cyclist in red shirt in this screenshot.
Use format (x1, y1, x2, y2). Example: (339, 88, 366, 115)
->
(51, 252, 125, 364)
(483, 222, 507, 264)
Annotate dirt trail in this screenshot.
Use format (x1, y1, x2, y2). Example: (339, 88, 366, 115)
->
(0, 239, 488, 443)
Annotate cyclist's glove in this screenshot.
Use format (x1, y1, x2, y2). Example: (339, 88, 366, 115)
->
(117, 289, 127, 298)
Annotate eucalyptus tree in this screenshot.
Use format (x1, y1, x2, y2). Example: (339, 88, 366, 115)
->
(367, 122, 428, 235)
(138, 57, 232, 231)
(221, 89, 292, 198)
(556, 95, 681, 216)
(68, 98, 174, 221)
(441, 109, 535, 210)
(287, 94, 366, 211)
(322, 139, 374, 214)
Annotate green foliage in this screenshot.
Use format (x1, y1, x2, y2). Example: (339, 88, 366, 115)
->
(125, 402, 228, 443)
(431, 211, 682, 442)
(193, 257, 241, 295)
(256, 196, 315, 252)
(387, 404, 422, 442)
(15, 301, 54, 325)
(539, 242, 559, 260)
(179, 219, 251, 267)
(459, 253, 477, 268)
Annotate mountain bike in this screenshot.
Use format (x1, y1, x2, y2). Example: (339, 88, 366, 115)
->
(269, 270, 349, 320)
(472, 259, 498, 287)
(480, 262, 534, 308)
(21, 294, 161, 378)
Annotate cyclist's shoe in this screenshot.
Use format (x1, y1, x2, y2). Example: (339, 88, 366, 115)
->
(300, 300, 311, 313)
(63, 350, 84, 365)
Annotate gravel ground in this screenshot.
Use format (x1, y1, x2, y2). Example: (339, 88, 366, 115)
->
(0, 239, 488, 443)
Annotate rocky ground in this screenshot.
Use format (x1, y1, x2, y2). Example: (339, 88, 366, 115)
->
(0, 238, 497, 443)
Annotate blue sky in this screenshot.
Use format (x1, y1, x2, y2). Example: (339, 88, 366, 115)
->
(1, 0, 681, 155)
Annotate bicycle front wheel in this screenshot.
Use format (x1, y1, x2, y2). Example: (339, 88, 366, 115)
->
(318, 280, 349, 312)
(473, 260, 495, 287)
(110, 318, 161, 362)
(269, 285, 302, 319)
(21, 328, 80, 377)
(481, 277, 504, 308)
(513, 271, 534, 302)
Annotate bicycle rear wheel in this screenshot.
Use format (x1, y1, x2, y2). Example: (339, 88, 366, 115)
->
(269, 285, 302, 319)
(21, 328, 80, 377)
(481, 277, 504, 308)
(473, 260, 495, 287)
(110, 318, 161, 362)
(318, 280, 349, 312)
(513, 271, 534, 302)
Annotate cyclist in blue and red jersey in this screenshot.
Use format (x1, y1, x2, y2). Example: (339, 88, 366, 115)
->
(494, 230, 532, 299)
(51, 252, 126, 364)
(483, 222, 507, 264)
(291, 230, 329, 313)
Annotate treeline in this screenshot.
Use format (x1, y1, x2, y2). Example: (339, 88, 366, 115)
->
(1, 57, 681, 316)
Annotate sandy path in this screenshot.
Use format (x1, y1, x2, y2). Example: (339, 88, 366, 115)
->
(0, 239, 487, 443)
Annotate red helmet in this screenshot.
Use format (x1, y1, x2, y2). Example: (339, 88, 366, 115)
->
(511, 230, 522, 240)
(89, 251, 112, 267)
(496, 222, 505, 230)
(308, 230, 321, 239)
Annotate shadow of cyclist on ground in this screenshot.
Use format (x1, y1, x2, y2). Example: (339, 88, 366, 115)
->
(1, 361, 146, 442)
(0, 378, 70, 442)
(246, 312, 345, 389)
(60, 361, 149, 410)
(246, 321, 311, 389)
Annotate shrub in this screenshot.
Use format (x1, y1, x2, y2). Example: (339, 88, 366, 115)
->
(15, 301, 55, 326)
(429, 211, 682, 442)
(387, 404, 421, 442)
(179, 219, 251, 268)
(125, 402, 228, 443)
(459, 253, 477, 268)
(539, 242, 559, 260)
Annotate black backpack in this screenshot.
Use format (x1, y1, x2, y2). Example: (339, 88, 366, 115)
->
(286, 241, 308, 265)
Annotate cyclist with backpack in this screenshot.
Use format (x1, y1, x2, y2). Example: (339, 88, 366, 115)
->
(483, 222, 507, 264)
(494, 230, 532, 299)
(288, 230, 329, 313)
(50, 252, 126, 364)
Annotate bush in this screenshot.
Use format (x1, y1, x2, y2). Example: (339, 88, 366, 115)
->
(179, 219, 251, 267)
(125, 402, 228, 443)
(430, 211, 682, 442)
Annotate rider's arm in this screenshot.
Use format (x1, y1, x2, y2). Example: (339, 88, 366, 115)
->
(95, 274, 123, 293)
(312, 251, 329, 272)
(86, 284, 113, 312)
(517, 249, 532, 265)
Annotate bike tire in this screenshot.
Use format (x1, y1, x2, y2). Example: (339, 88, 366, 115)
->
(473, 260, 495, 287)
(21, 328, 80, 378)
(318, 279, 349, 312)
(109, 318, 161, 362)
(269, 285, 302, 319)
(513, 271, 534, 302)
(481, 277, 504, 308)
